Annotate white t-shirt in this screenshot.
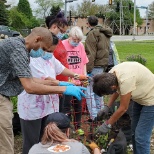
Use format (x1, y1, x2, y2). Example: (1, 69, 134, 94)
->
(110, 62, 154, 106)
(17, 56, 65, 120)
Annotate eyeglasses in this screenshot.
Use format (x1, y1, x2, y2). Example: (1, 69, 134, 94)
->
(57, 26, 66, 34)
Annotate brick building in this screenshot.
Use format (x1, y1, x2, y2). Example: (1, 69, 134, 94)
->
(68, 17, 154, 35)
(135, 18, 154, 35)
(68, 17, 104, 35)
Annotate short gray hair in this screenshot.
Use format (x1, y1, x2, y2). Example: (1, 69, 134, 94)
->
(69, 26, 83, 41)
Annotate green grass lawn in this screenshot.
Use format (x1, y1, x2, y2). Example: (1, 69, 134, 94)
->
(114, 40, 154, 73)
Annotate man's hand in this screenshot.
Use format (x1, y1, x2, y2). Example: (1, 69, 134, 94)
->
(95, 122, 111, 135)
(81, 80, 89, 87)
(74, 74, 88, 80)
(59, 81, 75, 86)
(63, 86, 87, 101)
(88, 142, 99, 151)
(97, 105, 110, 120)
(74, 74, 89, 87)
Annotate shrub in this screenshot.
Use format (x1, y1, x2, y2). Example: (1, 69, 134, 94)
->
(126, 54, 147, 66)
(10, 96, 18, 113)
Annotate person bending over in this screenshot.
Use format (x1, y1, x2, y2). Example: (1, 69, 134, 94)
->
(93, 62, 154, 154)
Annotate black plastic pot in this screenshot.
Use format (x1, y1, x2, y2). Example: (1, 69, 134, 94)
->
(12, 112, 21, 136)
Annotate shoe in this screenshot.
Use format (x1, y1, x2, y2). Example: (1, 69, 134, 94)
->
(76, 129, 84, 135)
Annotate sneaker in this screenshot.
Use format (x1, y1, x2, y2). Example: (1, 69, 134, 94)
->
(76, 129, 84, 136)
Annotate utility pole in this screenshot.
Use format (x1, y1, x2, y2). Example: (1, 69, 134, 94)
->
(64, 0, 77, 18)
(65, 0, 67, 18)
(121, 1, 124, 35)
(120, 0, 122, 35)
(145, 7, 148, 35)
(132, 0, 136, 41)
(137, 6, 148, 35)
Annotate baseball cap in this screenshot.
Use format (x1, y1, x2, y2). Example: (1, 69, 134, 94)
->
(45, 112, 70, 129)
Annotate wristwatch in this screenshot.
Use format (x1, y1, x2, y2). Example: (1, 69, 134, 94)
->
(105, 120, 112, 129)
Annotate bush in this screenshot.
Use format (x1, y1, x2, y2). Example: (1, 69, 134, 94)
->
(126, 54, 147, 66)
(10, 96, 18, 113)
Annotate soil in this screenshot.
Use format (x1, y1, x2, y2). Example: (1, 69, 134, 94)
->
(14, 134, 22, 154)
(14, 101, 154, 154)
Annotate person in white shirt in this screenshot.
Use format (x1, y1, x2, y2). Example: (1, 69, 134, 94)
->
(18, 34, 87, 154)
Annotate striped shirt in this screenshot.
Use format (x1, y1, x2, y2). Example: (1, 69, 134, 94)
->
(0, 37, 32, 96)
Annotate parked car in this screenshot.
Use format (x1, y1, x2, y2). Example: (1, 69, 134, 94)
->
(0, 25, 20, 37)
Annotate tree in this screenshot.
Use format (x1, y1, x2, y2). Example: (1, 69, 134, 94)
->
(108, 0, 142, 25)
(148, 2, 154, 19)
(17, 0, 33, 19)
(103, 0, 142, 34)
(9, 7, 26, 29)
(28, 17, 40, 28)
(95, 5, 110, 18)
(0, 0, 6, 3)
(70, 0, 142, 35)
(69, 0, 110, 18)
(9, 7, 39, 30)
(50, 5, 61, 16)
(35, 0, 64, 19)
(0, 0, 11, 8)
(76, 0, 100, 17)
(0, 1, 9, 25)
(69, 5, 78, 16)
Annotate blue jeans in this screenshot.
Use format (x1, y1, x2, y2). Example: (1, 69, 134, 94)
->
(85, 68, 104, 120)
(131, 102, 154, 154)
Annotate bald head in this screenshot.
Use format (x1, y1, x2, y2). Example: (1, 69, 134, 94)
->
(25, 27, 53, 52)
(31, 27, 53, 45)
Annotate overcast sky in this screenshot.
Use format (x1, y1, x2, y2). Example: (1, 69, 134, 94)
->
(7, 0, 154, 17)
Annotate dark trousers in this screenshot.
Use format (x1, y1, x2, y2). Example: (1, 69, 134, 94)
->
(59, 95, 65, 112)
(60, 95, 82, 129)
(20, 115, 48, 154)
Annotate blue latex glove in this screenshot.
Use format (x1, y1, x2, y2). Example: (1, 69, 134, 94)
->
(63, 86, 87, 100)
(87, 73, 92, 77)
(59, 81, 75, 86)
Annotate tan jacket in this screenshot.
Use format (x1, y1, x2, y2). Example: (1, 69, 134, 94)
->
(85, 25, 113, 73)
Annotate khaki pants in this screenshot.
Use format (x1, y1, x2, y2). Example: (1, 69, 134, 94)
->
(0, 95, 14, 154)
